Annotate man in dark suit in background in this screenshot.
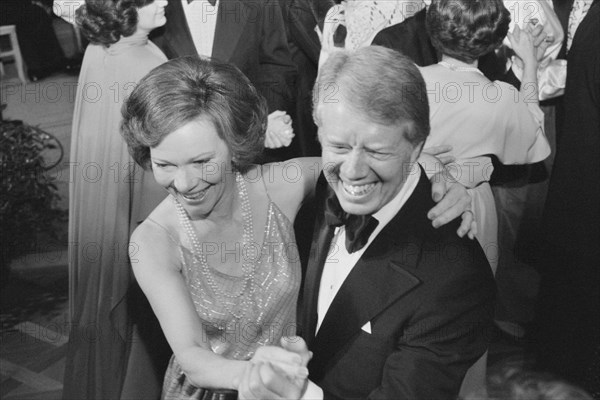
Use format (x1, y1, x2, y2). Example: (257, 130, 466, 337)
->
(151, 0, 297, 117)
(238, 46, 495, 400)
(279, 0, 334, 157)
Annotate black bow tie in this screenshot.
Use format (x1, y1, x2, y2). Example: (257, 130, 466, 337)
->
(324, 191, 379, 254)
(188, 0, 217, 6)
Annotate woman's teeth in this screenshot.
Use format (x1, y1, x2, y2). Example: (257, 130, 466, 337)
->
(342, 182, 376, 196)
(182, 188, 208, 201)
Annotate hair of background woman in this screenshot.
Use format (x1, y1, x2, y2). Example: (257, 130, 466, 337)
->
(426, 0, 510, 63)
(76, 0, 154, 45)
(121, 55, 268, 171)
(467, 364, 594, 400)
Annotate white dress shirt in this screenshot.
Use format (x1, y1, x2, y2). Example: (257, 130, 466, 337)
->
(316, 167, 421, 332)
(182, 0, 219, 57)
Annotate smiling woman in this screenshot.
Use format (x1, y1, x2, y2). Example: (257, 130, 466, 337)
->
(150, 117, 235, 220)
(120, 55, 318, 399)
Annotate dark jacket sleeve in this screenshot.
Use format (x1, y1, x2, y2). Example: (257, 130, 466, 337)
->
(255, 0, 298, 112)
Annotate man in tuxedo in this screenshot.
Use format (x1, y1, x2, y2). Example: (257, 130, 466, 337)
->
(239, 46, 495, 400)
(151, 0, 297, 115)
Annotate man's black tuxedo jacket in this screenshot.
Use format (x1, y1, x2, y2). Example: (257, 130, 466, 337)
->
(151, 0, 297, 112)
(301, 171, 495, 400)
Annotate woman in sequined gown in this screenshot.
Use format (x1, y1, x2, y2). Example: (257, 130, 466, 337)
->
(122, 56, 315, 400)
(64, 1, 168, 399)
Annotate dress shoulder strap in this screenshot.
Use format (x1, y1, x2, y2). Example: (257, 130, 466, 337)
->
(256, 166, 273, 203)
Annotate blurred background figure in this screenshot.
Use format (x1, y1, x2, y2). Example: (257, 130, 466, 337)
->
(149, 0, 298, 161)
(279, 0, 334, 157)
(63, 1, 168, 399)
(0, 0, 81, 81)
(464, 362, 594, 400)
(531, 1, 599, 398)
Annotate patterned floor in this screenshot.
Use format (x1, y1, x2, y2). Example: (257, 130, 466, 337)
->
(1, 260, 68, 400)
(2, 65, 73, 400)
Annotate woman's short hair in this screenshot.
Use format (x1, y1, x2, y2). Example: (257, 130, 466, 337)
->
(76, 0, 153, 45)
(426, 0, 510, 63)
(121, 56, 268, 172)
(469, 362, 594, 400)
(313, 46, 430, 147)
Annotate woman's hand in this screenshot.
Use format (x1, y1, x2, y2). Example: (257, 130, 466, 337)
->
(422, 145, 455, 166)
(265, 111, 295, 149)
(508, 24, 537, 68)
(428, 173, 477, 239)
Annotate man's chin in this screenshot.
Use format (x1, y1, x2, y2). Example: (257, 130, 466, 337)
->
(336, 193, 376, 216)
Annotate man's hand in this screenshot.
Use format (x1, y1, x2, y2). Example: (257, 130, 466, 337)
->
(281, 336, 312, 367)
(428, 172, 476, 239)
(527, 21, 553, 63)
(238, 362, 307, 400)
(512, 21, 554, 70)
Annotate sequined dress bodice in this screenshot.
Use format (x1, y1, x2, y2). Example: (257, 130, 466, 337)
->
(161, 197, 301, 399)
(177, 201, 301, 360)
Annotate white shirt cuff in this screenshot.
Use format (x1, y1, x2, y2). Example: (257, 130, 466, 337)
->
(302, 380, 324, 400)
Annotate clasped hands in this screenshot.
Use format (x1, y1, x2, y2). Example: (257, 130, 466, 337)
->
(265, 111, 295, 149)
(236, 336, 312, 400)
(509, 20, 555, 69)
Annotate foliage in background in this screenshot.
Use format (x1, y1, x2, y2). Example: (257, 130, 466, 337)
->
(0, 120, 66, 284)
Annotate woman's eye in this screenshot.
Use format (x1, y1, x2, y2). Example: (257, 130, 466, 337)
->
(153, 162, 171, 168)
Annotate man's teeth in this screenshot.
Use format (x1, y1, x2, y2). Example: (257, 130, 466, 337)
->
(182, 188, 208, 200)
(342, 182, 376, 196)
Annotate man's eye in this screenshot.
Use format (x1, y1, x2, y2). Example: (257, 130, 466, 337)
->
(330, 145, 348, 152)
(154, 162, 171, 168)
(369, 151, 389, 159)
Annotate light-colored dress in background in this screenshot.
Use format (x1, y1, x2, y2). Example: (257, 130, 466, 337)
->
(64, 32, 167, 399)
(420, 63, 551, 274)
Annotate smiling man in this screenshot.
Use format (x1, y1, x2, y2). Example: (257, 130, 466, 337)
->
(239, 46, 495, 400)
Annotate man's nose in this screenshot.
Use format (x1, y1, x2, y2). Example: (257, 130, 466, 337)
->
(341, 150, 368, 180)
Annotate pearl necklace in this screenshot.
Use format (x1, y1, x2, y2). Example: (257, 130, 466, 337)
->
(439, 60, 483, 75)
(174, 172, 256, 320)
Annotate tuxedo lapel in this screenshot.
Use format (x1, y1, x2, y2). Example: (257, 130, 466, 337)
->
(212, 0, 247, 62)
(308, 171, 433, 374)
(301, 174, 335, 344)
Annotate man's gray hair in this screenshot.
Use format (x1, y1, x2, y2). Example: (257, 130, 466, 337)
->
(313, 46, 430, 146)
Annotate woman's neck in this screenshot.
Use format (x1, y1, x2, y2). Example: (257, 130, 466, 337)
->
(131, 27, 151, 39)
(194, 170, 239, 224)
(441, 55, 478, 69)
